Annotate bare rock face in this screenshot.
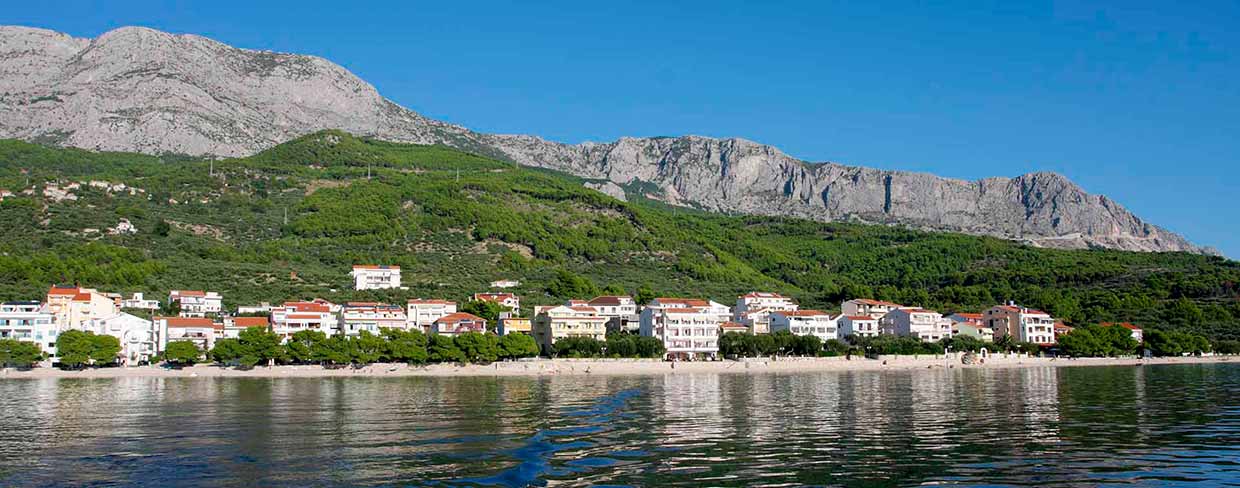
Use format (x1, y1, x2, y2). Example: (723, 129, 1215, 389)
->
(0, 25, 1215, 255)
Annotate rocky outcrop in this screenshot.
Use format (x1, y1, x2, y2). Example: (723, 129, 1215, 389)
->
(0, 25, 1215, 254)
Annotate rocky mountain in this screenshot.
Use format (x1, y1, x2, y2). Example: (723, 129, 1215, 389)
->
(0, 25, 1214, 254)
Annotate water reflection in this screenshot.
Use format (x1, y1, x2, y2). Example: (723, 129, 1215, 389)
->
(0, 364, 1236, 486)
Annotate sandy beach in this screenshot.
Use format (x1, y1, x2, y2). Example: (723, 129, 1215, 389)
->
(1, 354, 1234, 379)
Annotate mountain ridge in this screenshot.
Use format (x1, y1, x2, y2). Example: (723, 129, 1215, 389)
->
(0, 25, 1216, 255)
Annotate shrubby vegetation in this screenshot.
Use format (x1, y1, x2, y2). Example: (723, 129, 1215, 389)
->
(163, 340, 202, 365)
(206, 326, 538, 367)
(55, 330, 121, 368)
(548, 334, 666, 358)
(2, 131, 1239, 348)
(0, 339, 43, 368)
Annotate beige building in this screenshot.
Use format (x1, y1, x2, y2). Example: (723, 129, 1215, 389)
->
(841, 299, 904, 319)
(46, 286, 118, 331)
(984, 304, 1056, 345)
(351, 265, 402, 290)
(533, 305, 608, 354)
(770, 310, 838, 342)
(880, 308, 953, 342)
(498, 317, 532, 336)
(406, 299, 457, 332)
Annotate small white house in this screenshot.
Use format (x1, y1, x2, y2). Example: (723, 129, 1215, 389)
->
(838, 315, 880, 339)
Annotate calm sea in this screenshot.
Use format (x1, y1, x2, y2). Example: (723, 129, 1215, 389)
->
(0, 364, 1237, 487)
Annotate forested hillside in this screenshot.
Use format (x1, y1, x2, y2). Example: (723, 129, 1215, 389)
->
(1, 130, 1237, 339)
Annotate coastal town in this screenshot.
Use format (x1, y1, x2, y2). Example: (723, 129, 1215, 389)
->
(0, 263, 1169, 370)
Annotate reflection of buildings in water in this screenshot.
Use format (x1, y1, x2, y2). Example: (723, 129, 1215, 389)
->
(657, 373, 724, 446)
(1016, 367, 1061, 443)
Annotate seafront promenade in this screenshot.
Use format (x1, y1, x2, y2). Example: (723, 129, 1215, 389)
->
(2, 354, 1233, 379)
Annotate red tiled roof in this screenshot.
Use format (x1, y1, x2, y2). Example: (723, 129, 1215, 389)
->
(171, 290, 206, 297)
(720, 321, 748, 330)
(844, 315, 877, 321)
(284, 301, 330, 313)
(72, 293, 93, 302)
(231, 317, 269, 327)
(353, 264, 399, 270)
(474, 293, 515, 300)
(568, 306, 598, 313)
(851, 298, 903, 307)
(953, 313, 984, 320)
(662, 307, 707, 314)
(286, 313, 326, 320)
(1102, 322, 1142, 331)
(436, 312, 486, 325)
(159, 317, 221, 329)
(48, 286, 80, 296)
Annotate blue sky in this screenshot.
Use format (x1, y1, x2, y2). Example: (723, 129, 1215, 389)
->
(6, 1, 1238, 256)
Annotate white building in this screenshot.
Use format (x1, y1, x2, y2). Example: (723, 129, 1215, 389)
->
(271, 301, 338, 339)
(770, 310, 838, 342)
(841, 299, 904, 319)
(575, 296, 640, 333)
(157, 316, 221, 353)
(640, 298, 729, 360)
(340, 302, 407, 336)
(351, 265, 402, 290)
(0, 301, 58, 361)
(984, 304, 1056, 345)
(406, 299, 458, 332)
(431, 313, 487, 337)
(168, 290, 223, 317)
(838, 315, 880, 339)
(734, 292, 799, 334)
(237, 303, 272, 315)
(88, 313, 159, 366)
(490, 280, 521, 289)
(120, 293, 160, 310)
(533, 305, 609, 354)
(880, 308, 953, 342)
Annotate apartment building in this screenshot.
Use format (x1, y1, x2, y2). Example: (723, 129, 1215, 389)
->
(223, 316, 270, 339)
(168, 290, 223, 317)
(734, 292, 799, 335)
(271, 301, 338, 339)
(340, 302, 407, 336)
(157, 316, 221, 352)
(351, 265, 401, 290)
(838, 315, 880, 339)
(640, 298, 729, 360)
(406, 299, 458, 332)
(984, 305, 1056, 345)
(841, 299, 904, 319)
(46, 286, 118, 331)
(0, 301, 58, 359)
(948, 313, 993, 342)
(533, 305, 608, 354)
(881, 308, 953, 342)
(586, 296, 640, 333)
(770, 310, 839, 342)
(89, 313, 159, 365)
(498, 317, 532, 336)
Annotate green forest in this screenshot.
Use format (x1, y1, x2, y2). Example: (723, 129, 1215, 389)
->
(1, 130, 1238, 341)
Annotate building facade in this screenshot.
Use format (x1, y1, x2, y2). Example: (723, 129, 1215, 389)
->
(271, 301, 338, 339)
(88, 312, 159, 365)
(340, 302, 407, 336)
(498, 317, 532, 336)
(0, 301, 58, 360)
(770, 310, 839, 342)
(533, 305, 608, 354)
(984, 305, 1056, 345)
(157, 316, 221, 353)
(120, 293, 160, 310)
(168, 290, 223, 317)
(640, 298, 728, 360)
(431, 313, 488, 336)
(841, 299, 904, 319)
(587, 296, 640, 333)
(473, 293, 520, 316)
(351, 265, 402, 290)
(881, 308, 953, 342)
(406, 299, 458, 332)
(46, 286, 118, 331)
(838, 315, 880, 339)
(734, 292, 799, 335)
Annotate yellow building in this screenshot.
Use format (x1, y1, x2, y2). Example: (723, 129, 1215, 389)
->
(533, 305, 608, 354)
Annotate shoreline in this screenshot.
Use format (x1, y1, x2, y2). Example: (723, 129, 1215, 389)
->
(1, 355, 1235, 379)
